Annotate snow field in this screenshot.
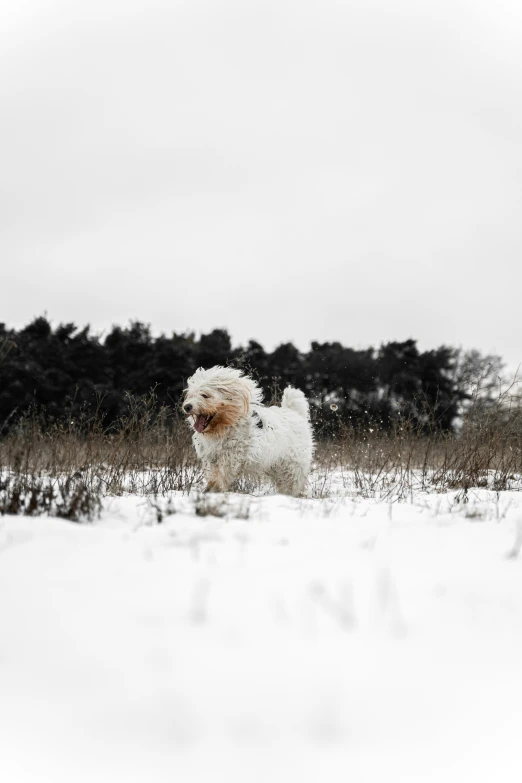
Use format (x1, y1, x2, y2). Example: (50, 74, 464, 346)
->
(1, 488, 522, 782)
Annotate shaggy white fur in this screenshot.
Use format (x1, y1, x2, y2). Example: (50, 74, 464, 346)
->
(183, 366, 314, 496)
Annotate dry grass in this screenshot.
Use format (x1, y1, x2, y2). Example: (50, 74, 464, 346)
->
(0, 392, 202, 498)
(1, 380, 521, 517)
(312, 376, 522, 500)
(0, 470, 102, 521)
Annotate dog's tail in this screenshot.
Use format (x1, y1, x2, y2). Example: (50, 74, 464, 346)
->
(281, 387, 310, 419)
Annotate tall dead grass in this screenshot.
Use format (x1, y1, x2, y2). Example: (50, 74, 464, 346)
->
(0, 391, 202, 499)
(0, 379, 521, 511)
(312, 376, 522, 499)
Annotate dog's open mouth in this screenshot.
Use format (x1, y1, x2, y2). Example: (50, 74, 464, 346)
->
(193, 414, 214, 433)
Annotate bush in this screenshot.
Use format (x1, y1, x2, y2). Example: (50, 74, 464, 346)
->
(0, 473, 102, 521)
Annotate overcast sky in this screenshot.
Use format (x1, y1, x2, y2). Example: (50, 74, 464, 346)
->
(1, 0, 521, 369)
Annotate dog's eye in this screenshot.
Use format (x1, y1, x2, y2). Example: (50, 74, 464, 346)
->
(201, 393, 210, 399)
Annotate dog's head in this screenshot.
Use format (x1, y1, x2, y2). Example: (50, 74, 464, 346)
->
(182, 366, 263, 436)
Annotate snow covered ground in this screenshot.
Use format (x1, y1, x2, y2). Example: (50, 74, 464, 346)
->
(1, 486, 522, 782)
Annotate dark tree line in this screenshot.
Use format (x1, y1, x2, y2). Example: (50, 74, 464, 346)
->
(0, 317, 500, 434)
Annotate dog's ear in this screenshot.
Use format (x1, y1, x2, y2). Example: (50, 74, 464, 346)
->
(222, 378, 250, 415)
(235, 379, 251, 415)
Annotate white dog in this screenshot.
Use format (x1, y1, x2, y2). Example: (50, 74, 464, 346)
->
(183, 366, 314, 496)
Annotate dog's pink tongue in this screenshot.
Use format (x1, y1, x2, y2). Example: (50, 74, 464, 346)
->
(194, 415, 207, 433)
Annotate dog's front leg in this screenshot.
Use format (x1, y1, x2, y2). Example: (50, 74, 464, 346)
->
(203, 438, 244, 493)
(204, 464, 233, 493)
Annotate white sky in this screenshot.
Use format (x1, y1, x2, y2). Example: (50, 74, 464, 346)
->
(1, 0, 521, 368)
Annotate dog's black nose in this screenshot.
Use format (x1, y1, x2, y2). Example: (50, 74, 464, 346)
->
(183, 403, 193, 413)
